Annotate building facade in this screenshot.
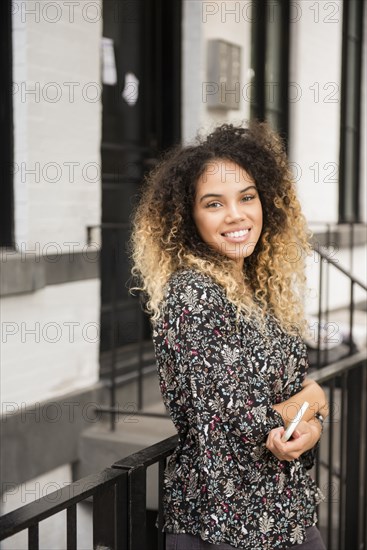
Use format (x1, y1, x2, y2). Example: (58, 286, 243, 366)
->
(1, 0, 366, 547)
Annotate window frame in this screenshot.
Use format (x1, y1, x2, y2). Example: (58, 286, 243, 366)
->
(250, 0, 290, 147)
(0, 0, 15, 248)
(338, 0, 365, 223)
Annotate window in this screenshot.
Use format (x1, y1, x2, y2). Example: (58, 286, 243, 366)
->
(339, 0, 364, 222)
(250, 0, 290, 145)
(0, 0, 14, 248)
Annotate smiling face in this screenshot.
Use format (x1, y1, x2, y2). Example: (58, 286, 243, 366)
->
(192, 159, 263, 269)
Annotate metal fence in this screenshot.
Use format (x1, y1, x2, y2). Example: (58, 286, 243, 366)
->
(1, 351, 366, 550)
(309, 350, 367, 550)
(98, 222, 367, 429)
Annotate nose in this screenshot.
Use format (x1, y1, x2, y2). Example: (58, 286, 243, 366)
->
(224, 203, 244, 223)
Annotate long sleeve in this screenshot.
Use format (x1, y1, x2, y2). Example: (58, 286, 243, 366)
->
(163, 272, 284, 448)
(153, 269, 324, 549)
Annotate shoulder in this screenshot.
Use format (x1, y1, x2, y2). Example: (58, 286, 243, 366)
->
(162, 268, 231, 315)
(167, 268, 225, 299)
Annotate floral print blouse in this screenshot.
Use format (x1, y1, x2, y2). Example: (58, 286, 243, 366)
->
(152, 268, 324, 549)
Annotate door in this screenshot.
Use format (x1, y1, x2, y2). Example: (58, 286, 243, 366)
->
(100, 0, 182, 380)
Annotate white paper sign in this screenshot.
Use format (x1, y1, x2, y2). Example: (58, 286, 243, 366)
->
(122, 72, 139, 106)
(101, 37, 117, 86)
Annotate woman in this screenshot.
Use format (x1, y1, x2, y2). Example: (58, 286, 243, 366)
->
(131, 123, 328, 549)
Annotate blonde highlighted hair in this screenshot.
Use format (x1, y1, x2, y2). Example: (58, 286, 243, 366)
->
(130, 122, 311, 336)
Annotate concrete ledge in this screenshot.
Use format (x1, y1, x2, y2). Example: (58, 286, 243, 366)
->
(0, 249, 100, 296)
(76, 416, 177, 508)
(0, 369, 167, 493)
(0, 383, 107, 493)
(311, 223, 367, 249)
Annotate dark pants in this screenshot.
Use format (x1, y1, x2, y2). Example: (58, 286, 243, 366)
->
(165, 526, 326, 550)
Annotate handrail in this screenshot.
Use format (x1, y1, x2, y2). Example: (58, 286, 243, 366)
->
(0, 437, 179, 542)
(313, 247, 367, 291)
(1, 351, 365, 546)
(309, 349, 367, 383)
(0, 468, 125, 540)
(112, 435, 179, 470)
(309, 223, 366, 370)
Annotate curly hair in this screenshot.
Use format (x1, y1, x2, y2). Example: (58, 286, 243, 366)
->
(130, 121, 311, 336)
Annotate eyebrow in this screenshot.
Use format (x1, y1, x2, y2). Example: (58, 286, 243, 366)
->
(198, 185, 257, 203)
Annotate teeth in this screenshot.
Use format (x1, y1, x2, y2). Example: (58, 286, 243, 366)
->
(224, 229, 249, 238)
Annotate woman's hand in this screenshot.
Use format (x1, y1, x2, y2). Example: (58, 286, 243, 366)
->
(273, 379, 329, 425)
(265, 420, 321, 462)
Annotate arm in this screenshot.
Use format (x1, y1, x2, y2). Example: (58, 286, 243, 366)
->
(265, 417, 323, 462)
(266, 380, 328, 462)
(273, 378, 329, 425)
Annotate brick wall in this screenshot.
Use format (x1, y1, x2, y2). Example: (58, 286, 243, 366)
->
(1, 1, 103, 408)
(2, 279, 100, 406)
(12, 0, 102, 247)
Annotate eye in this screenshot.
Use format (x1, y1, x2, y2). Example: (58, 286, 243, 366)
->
(205, 201, 222, 208)
(241, 194, 255, 202)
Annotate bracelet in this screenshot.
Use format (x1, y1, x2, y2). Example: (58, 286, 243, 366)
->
(314, 412, 325, 432)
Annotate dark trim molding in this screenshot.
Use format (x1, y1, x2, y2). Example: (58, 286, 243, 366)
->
(0, 250, 100, 296)
(250, 0, 290, 145)
(0, 0, 15, 247)
(338, 0, 364, 222)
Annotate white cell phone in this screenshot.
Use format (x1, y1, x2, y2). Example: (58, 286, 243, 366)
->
(281, 401, 309, 442)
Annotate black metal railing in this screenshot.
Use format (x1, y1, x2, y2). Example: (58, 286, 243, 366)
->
(305, 222, 366, 370)
(98, 221, 366, 427)
(88, 222, 161, 431)
(0, 435, 178, 550)
(309, 350, 367, 550)
(1, 352, 366, 550)
(311, 246, 366, 369)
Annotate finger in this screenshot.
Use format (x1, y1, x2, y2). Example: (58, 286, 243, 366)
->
(272, 441, 289, 459)
(269, 433, 284, 452)
(284, 435, 309, 453)
(266, 427, 284, 448)
(292, 420, 310, 436)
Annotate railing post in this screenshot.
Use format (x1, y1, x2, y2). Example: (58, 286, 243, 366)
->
(344, 366, 363, 549)
(109, 228, 118, 431)
(129, 465, 147, 550)
(349, 281, 355, 355)
(317, 252, 323, 369)
(116, 476, 129, 550)
(93, 484, 116, 549)
(28, 524, 39, 550)
(66, 504, 77, 550)
(93, 474, 128, 550)
(157, 458, 166, 550)
(361, 364, 367, 549)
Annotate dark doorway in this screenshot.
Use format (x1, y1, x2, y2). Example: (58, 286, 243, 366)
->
(100, 0, 182, 380)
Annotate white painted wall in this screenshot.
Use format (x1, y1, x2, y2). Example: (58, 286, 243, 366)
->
(288, 1, 367, 319)
(288, 0, 342, 224)
(183, 0, 252, 143)
(12, 1, 102, 249)
(305, 245, 367, 312)
(1, 279, 100, 406)
(2, 1, 103, 409)
(183, 0, 366, 317)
